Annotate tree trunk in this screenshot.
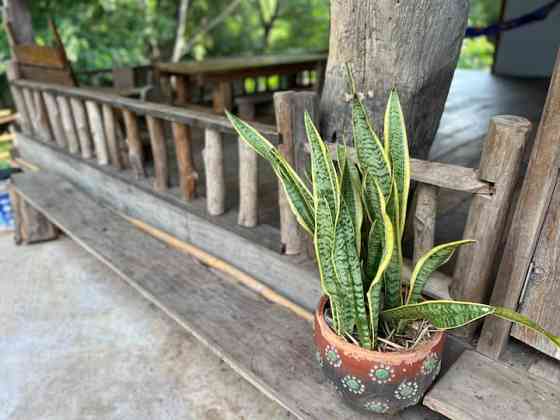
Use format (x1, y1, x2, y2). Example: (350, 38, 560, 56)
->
(3, 0, 34, 45)
(320, 0, 469, 159)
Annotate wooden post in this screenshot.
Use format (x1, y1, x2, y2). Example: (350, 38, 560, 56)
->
(57, 96, 80, 155)
(146, 116, 169, 192)
(203, 127, 225, 215)
(175, 75, 190, 106)
(5, 61, 32, 135)
(21, 88, 37, 134)
(413, 184, 438, 265)
(85, 101, 109, 165)
(237, 102, 258, 227)
(70, 98, 93, 159)
(9, 187, 58, 245)
(478, 52, 560, 360)
(171, 122, 197, 200)
(33, 90, 54, 143)
(43, 92, 68, 149)
(212, 81, 233, 114)
(450, 116, 531, 307)
(320, 0, 469, 159)
(274, 91, 319, 255)
(102, 104, 123, 169)
(122, 109, 145, 178)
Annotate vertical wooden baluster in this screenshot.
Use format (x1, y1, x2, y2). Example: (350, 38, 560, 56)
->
(102, 104, 123, 169)
(33, 90, 54, 142)
(70, 98, 93, 159)
(6, 62, 32, 135)
(175, 75, 189, 106)
(237, 102, 258, 227)
(203, 127, 225, 215)
(273, 91, 319, 255)
(212, 81, 233, 114)
(412, 184, 438, 265)
(21, 88, 37, 135)
(43, 92, 68, 149)
(85, 101, 109, 165)
(57, 96, 80, 155)
(146, 116, 169, 191)
(171, 122, 197, 200)
(122, 109, 145, 177)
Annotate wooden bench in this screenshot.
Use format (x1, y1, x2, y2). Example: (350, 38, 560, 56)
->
(12, 170, 456, 420)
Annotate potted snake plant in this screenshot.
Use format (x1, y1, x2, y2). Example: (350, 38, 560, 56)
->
(226, 70, 560, 415)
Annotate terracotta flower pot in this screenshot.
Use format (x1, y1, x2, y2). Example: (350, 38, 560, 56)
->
(314, 296, 445, 415)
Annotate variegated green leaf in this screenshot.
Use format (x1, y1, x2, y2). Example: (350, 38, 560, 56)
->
(304, 112, 338, 220)
(333, 199, 370, 347)
(493, 307, 560, 350)
(314, 197, 344, 333)
(337, 144, 363, 255)
(382, 180, 402, 309)
(364, 221, 381, 283)
(381, 300, 495, 329)
(406, 240, 475, 305)
(384, 90, 410, 234)
(226, 111, 314, 234)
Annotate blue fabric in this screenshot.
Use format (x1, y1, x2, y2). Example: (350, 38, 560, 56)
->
(465, 0, 560, 38)
(0, 192, 14, 228)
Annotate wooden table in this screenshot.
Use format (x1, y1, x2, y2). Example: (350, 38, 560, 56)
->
(156, 53, 327, 113)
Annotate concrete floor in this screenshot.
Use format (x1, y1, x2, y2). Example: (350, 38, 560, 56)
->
(0, 234, 291, 420)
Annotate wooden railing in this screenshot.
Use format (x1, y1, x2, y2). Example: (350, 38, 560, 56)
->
(10, 79, 279, 235)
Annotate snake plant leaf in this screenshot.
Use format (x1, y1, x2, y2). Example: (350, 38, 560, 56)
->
(493, 307, 560, 350)
(406, 240, 476, 305)
(365, 221, 381, 283)
(384, 89, 410, 234)
(226, 111, 314, 234)
(337, 144, 363, 254)
(365, 182, 394, 347)
(304, 112, 339, 220)
(314, 197, 344, 333)
(334, 198, 371, 347)
(382, 180, 403, 309)
(381, 300, 495, 329)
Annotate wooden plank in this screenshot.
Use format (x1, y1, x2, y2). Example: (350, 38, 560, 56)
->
(146, 116, 168, 191)
(237, 102, 258, 227)
(413, 184, 438, 265)
(18, 65, 75, 86)
(316, 143, 493, 194)
(0, 133, 14, 143)
(211, 81, 233, 113)
(510, 176, 560, 359)
(85, 100, 109, 165)
(203, 128, 225, 215)
(424, 350, 560, 420)
(69, 98, 93, 159)
(11, 79, 279, 142)
(13, 44, 66, 69)
(102, 104, 123, 170)
(33, 90, 54, 142)
(450, 116, 531, 307)
(42, 92, 68, 148)
(0, 113, 18, 126)
(479, 52, 560, 359)
(14, 132, 318, 311)
(122, 109, 145, 178)
(57, 95, 80, 154)
(171, 122, 197, 200)
(13, 170, 446, 420)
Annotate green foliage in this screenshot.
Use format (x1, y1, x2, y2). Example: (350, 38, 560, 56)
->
(228, 72, 560, 352)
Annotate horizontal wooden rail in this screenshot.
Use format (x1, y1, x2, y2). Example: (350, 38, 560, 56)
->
(11, 79, 279, 141)
(310, 143, 494, 195)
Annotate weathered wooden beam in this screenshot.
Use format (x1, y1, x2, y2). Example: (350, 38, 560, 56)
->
(69, 98, 93, 159)
(102, 104, 123, 169)
(146, 116, 169, 192)
(237, 100, 258, 227)
(450, 116, 531, 307)
(478, 52, 560, 360)
(85, 100, 109, 165)
(21, 88, 37, 135)
(174, 74, 190, 106)
(171, 122, 197, 200)
(33, 90, 54, 142)
(204, 128, 225, 215)
(43, 92, 68, 149)
(413, 184, 438, 265)
(212, 81, 233, 114)
(122, 109, 145, 177)
(6, 63, 32, 135)
(57, 96, 80, 155)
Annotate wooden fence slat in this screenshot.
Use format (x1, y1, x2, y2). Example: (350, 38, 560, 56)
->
(70, 98, 93, 159)
(85, 101, 109, 165)
(57, 96, 80, 155)
(171, 122, 197, 200)
(21, 88, 38, 135)
(43, 92, 68, 149)
(450, 116, 531, 310)
(102, 104, 123, 169)
(33, 90, 54, 142)
(122, 109, 145, 178)
(237, 101, 258, 227)
(413, 184, 438, 265)
(146, 116, 169, 192)
(203, 127, 225, 215)
(6, 62, 32, 135)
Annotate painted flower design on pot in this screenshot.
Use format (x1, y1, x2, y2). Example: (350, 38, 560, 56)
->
(364, 400, 390, 414)
(341, 375, 365, 395)
(394, 380, 419, 400)
(368, 363, 396, 384)
(421, 352, 441, 376)
(324, 345, 341, 368)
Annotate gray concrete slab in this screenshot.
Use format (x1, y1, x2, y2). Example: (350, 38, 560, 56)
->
(0, 235, 291, 420)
